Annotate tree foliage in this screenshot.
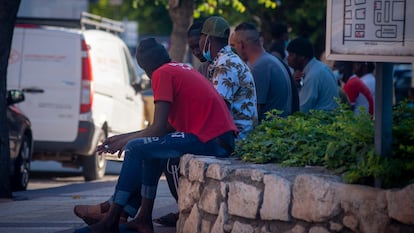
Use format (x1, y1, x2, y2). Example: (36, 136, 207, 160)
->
(89, 0, 327, 61)
(89, 0, 172, 35)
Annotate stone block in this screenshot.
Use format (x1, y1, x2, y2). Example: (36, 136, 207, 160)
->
(234, 168, 265, 182)
(386, 183, 414, 225)
(309, 226, 330, 233)
(206, 163, 231, 180)
(342, 214, 358, 232)
(180, 154, 194, 177)
(231, 221, 254, 233)
(211, 203, 228, 233)
(260, 174, 292, 221)
(201, 219, 212, 233)
(183, 204, 201, 233)
(189, 158, 208, 182)
(199, 183, 221, 215)
(292, 175, 341, 222)
(284, 224, 306, 233)
(338, 183, 388, 233)
(178, 178, 201, 212)
(228, 181, 261, 219)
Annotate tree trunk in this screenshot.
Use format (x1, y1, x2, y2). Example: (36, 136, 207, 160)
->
(0, 0, 21, 198)
(168, 0, 193, 62)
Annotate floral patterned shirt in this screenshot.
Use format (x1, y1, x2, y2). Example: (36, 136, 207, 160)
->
(207, 45, 258, 139)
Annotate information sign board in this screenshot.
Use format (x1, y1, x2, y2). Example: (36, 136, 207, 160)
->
(326, 0, 414, 62)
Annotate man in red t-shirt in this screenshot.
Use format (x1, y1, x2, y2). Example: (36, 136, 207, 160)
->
(74, 38, 238, 233)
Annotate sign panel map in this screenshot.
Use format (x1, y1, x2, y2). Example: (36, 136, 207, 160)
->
(327, 0, 414, 62)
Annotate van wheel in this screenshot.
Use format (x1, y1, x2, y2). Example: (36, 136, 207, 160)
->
(11, 135, 31, 191)
(82, 133, 107, 181)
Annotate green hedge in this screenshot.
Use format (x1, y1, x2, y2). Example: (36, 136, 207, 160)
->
(234, 101, 414, 189)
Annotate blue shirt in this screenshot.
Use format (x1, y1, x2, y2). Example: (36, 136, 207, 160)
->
(300, 58, 339, 112)
(250, 52, 292, 120)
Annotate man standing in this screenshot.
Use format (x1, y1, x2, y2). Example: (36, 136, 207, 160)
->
(199, 16, 258, 139)
(232, 22, 299, 121)
(286, 37, 339, 112)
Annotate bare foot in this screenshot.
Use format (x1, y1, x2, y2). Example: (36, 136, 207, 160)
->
(125, 218, 154, 233)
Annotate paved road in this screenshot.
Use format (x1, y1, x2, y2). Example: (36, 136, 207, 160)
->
(0, 161, 177, 233)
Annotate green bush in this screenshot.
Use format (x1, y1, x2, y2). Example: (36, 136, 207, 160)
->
(234, 101, 414, 189)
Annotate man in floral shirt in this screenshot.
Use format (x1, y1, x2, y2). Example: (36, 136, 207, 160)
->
(199, 16, 258, 139)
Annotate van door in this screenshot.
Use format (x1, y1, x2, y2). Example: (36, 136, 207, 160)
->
(7, 27, 82, 142)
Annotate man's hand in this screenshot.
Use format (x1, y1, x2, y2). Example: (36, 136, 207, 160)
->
(96, 134, 128, 158)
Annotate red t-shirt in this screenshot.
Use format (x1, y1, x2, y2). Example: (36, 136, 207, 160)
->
(152, 62, 238, 142)
(343, 75, 374, 115)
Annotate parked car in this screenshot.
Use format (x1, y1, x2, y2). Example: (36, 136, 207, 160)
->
(7, 89, 33, 191)
(393, 63, 412, 104)
(7, 12, 149, 181)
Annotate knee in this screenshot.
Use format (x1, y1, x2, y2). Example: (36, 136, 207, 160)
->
(124, 139, 145, 158)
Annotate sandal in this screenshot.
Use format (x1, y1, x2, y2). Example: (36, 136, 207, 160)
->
(73, 201, 110, 225)
(74, 201, 128, 225)
(153, 212, 178, 227)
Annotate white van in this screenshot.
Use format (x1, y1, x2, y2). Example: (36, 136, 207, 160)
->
(7, 13, 149, 180)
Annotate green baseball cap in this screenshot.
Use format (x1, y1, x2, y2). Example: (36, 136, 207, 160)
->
(201, 16, 230, 38)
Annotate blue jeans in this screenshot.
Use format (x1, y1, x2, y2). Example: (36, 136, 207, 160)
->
(112, 131, 234, 207)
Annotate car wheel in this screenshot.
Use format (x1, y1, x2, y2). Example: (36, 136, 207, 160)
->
(82, 132, 107, 181)
(11, 135, 31, 191)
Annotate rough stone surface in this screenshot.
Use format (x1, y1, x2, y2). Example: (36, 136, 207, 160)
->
(188, 158, 207, 182)
(260, 225, 271, 233)
(177, 155, 414, 233)
(284, 224, 306, 233)
(178, 178, 201, 212)
(329, 221, 343, 232)
(228, 181, 261, 219)
(211, 203, 227, 233)
(180, 154, 193, 177)
(220, 182, 227, 199)
(342, 214, 358, 232)
(292, 175, 341, 222)
(206, 163, 232, 180)
(231, 221, 254, 233)
(338, 183, 388, 233)
(308, 226, 330, 233)
(234, 168, 266, 182)
(183, 204, 200, 233)
(199, 183, 221, 215)
(260, 174, 291, 221)
(201, 219, 212, 233)
(386, 183, 414, 225)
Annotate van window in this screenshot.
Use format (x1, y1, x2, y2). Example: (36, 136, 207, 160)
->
(123, 48, 138, 86)
(89, 37, 125, 87)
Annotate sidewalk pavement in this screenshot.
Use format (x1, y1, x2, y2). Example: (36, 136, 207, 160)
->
(0, 176, 177, 233)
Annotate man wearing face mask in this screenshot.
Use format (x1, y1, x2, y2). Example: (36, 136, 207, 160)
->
(199, 16, 258, 139)
(187, 20, 210, 78)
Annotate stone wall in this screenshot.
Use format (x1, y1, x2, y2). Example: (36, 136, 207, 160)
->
(176, 154, 414, 233)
